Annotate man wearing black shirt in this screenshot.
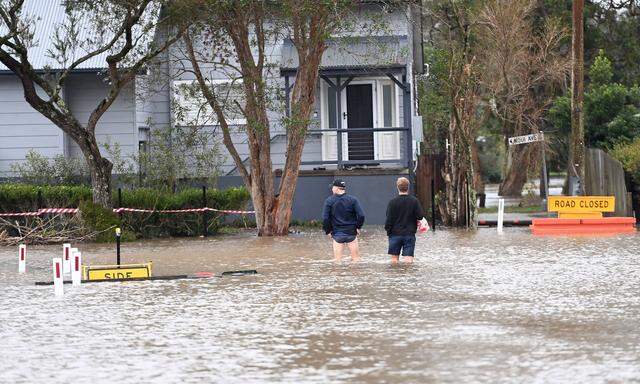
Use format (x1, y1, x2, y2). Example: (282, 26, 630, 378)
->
(385, 177, 425, 264)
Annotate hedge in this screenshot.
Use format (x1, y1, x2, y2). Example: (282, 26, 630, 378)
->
(0, 184, 251, 239)
(611, 138, 640, 185)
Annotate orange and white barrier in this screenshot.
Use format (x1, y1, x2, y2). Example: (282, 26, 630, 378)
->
(18, 244, 26, 273)
(71, 250, 82, 286)
(52, 258, 63, 296)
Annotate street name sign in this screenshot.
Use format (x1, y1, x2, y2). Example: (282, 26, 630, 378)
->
(508, 133, 543, 146)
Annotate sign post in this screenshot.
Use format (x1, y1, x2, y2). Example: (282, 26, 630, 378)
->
(116, 227, 121, 266)
(72, 250, 82, 286)
(508, 132, 549, 213)
(52, 258, 63, 296)
(18, 244, 26, 274)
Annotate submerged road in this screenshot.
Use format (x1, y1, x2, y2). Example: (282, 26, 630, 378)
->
(1, 227, 639, 383)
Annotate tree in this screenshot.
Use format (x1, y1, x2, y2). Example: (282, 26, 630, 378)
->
(0, 0, 186, 206)
(424, 0, 482, 227)
(476, 0, 569, 196)
(180, 0, 373, 236)
(549, 50, 640, 150)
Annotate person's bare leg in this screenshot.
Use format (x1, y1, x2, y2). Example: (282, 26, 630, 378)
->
(347, 238, 360, 262)
(332, 241, 345, 262)
(402, 256, 414, 263)
(390, 255, 400, 264)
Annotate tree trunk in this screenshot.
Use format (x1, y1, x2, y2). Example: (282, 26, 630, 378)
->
(86, 155, 113, 207)
(570, 0, 586, 188)
(499, 145, 531, 197)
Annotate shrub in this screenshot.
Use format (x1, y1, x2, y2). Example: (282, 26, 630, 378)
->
(0, 184, 251, 240)
(10, 150, 88, 185)
(0, 184, 92, 213)
(610, 138, 640, 184)
(78, 201, 126, 243)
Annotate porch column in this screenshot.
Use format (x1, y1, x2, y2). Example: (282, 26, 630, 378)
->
(402, 74, 412, 169)
(336, 76, 343, 169)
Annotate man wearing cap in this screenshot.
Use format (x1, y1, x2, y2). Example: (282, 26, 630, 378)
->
(385, 177, 425, 264)
(322, 179, 365, 262)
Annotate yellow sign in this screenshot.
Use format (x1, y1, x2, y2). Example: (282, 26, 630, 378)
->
(83, 262, 152, 281)
(548, 196, 615, 218)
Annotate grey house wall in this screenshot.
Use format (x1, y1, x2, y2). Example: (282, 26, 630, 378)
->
(217, 170, 410, 225)
(0, 77, 65, 176)
(66, 73, 138, 162)
(0, 73, 139, 176)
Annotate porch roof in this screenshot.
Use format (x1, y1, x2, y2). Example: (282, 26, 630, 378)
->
(280, 35, 408, 76)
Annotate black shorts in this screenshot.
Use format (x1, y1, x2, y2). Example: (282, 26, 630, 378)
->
(388, 235, 416, 256)
(332, 233, 357, 243)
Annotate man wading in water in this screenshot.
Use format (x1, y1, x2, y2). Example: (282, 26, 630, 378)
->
(385, 177, 425, 264)
(322, 179, 365, 262)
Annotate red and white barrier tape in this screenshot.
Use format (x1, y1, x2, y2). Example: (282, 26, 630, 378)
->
(0, 208, 78, 217)
(0, 207, 254, 217)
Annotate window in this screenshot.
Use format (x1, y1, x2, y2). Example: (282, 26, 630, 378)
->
(172, 79, 246, 127)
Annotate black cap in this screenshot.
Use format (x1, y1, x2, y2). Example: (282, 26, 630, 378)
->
(331, 179, 346, 189)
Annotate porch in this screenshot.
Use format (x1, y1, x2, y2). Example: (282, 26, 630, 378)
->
(280, 37, 414, 171)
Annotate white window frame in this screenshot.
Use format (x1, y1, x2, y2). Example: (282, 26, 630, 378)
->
(172, 79, 247, 127)
(320, 77, 401, 162)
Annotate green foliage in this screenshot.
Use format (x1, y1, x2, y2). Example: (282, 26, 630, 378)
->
(78, 201, 125, 243)
(589, 50, 613, 86)
(549, 51, 640, 150)
(610, 137, 640, 185)
(10, 150, 88, 185)
(419, 47, 451, 153)
(115, 187, 250, 238)
(0, 184, 92, 212)
(0, 184, 251, 239)
(137, 125, 223, 190)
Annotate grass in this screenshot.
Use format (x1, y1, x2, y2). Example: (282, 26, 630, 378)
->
(478, 205, 544, 214)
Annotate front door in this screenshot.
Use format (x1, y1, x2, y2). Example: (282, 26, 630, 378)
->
(346, 84, 374, 161)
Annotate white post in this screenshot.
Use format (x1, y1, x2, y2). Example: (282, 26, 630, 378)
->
(63, 243, 71, 274)
(71, 251, 82, 286)
(18, 244, 26, 274)
(497, 198, 505, 234)
(52, 258, 64, 296)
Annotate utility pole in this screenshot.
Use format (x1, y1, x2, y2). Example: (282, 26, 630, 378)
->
(571, 0, 585, 194)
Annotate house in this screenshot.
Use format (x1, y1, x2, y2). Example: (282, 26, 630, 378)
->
(0, 1, 424, 224)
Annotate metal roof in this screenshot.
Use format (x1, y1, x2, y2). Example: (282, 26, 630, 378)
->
(0, 0, 159, 72)
(280, 35, 408, 72)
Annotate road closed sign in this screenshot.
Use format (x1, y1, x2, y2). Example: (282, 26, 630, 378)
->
(548, 196, 615, 218)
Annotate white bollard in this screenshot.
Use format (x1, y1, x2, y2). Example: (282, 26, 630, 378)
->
(18, 244, 26, 274)
(497, 198, 505, 234)
(52, 258, 64, 296)
(62, 243, 71, 274)
(71, 251, 82, 286)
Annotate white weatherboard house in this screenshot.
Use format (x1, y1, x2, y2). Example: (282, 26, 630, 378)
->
(0, 1, 424, 224)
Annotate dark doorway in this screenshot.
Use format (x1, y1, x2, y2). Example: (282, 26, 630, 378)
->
(346, 84, 374, 161)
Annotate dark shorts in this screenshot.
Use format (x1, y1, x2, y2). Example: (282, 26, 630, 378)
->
(332, 233, 357, 243)
(388, 235, 416, 256)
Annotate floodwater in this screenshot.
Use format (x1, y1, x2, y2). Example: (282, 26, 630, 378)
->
(1, 227, 639, 384)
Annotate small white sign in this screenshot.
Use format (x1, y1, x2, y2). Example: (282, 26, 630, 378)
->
(508, 133, 543, 146)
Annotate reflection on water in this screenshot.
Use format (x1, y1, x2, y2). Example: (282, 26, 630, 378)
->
(1, 227, 639, 383)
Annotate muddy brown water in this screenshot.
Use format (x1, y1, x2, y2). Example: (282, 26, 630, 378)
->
(1, 227, 639, 383)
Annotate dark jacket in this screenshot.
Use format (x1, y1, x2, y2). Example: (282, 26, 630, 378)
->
(385, 194, 425, 236)
(322, 193, 365, 235)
